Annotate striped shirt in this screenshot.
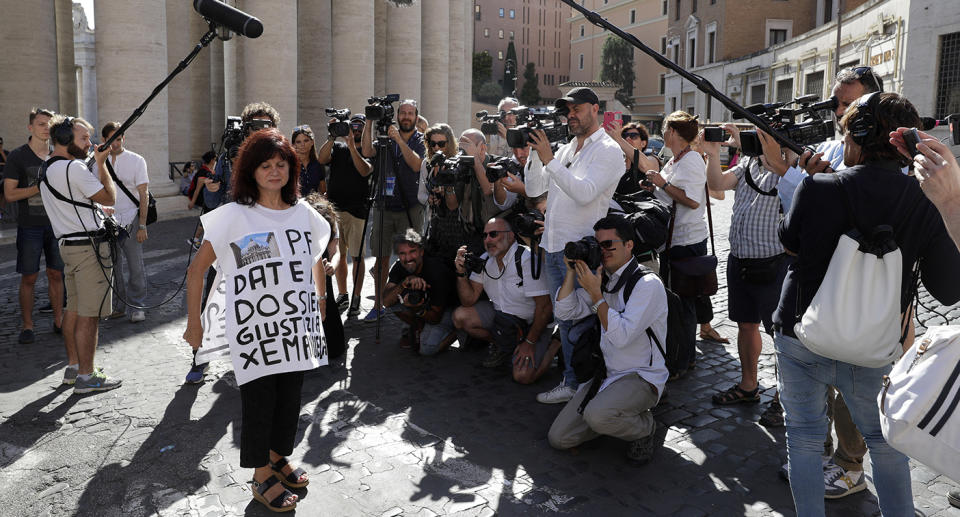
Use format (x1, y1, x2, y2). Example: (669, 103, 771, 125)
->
(729, 158, 784, 259)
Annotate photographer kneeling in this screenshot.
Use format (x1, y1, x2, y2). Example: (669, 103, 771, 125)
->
(381, 229, 459, 355)
(547, 215, 668, 464)
(452, 218, 557, 382)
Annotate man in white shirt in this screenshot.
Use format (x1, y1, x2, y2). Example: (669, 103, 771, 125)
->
(547, 214, 668, 464)
(525, 86, 624, 403)
(39, 115, 121, 394)
(99, 122, 149, 322)
(453, 217, 557, 384)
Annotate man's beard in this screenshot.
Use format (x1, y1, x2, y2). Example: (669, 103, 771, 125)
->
(67, 143, 88, 159)
(399, 119, 415, 132)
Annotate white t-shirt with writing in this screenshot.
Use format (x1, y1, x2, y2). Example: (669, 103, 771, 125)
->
(39, 157, 106, 239)
(654, 151, 708, 247)
(198, 201, 331, 385)
(96, 149, 148, 227)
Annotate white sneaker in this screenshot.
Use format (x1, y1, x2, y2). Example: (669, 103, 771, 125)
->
(536, 383, 576, 404)
(130, 310, 145, 323)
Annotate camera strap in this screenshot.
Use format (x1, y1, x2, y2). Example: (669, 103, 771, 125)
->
(742, 157, 779, 197)
(38, 158, 97, 211)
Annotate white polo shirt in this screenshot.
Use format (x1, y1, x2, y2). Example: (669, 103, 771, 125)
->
(469, 242, 551, 322)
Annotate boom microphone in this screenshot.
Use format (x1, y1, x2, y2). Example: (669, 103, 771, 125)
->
(193, 0, 263, 38)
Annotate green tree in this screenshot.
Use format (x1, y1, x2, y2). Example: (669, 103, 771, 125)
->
(477, 82, 503, 104)
(502, 41, 518, 96)
(473, 51, 493, 97)
(518, 62, 540, 106)
(599, 36, 635, 108)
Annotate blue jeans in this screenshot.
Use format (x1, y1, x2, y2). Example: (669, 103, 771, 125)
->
(775, 333, 913, 517)
(545, 251, 578, 388)
(112, 221, 147, 313)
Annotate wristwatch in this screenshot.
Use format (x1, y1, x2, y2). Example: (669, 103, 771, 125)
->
(456, 271, 467, 278)
(662, 181, 672, 190)
(590, 298, 605, 314)
(138, 224, 147, 230)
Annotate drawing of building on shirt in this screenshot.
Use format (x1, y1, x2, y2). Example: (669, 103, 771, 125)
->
(230, 232, 281, 268)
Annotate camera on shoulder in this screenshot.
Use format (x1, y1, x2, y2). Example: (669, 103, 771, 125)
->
(735, 94, 836, 157)
(505, 106, 569, 148)
(325, 108, 352, 138)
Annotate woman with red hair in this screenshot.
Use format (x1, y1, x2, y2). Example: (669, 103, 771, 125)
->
(183, 128, 330, 512)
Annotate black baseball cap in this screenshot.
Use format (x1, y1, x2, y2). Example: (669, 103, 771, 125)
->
(555, 87, 600, 110)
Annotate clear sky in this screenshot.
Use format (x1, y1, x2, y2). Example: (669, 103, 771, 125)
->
(78, 0, 95, 29)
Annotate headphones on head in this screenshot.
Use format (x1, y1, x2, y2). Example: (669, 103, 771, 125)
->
(52, 117, 75, 147)
(847, 92, 882, 147)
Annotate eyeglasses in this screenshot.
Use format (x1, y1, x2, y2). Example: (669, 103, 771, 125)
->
(482, 230, 507, 239)
(598, 239, 625, 250)
(429, 140, 447, 148)
(622, 132, 642, 139)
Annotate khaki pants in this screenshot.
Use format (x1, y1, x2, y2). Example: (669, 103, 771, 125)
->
(61, 241, 113, 318)
(825, 387, 867, 471)
(548, 373, 659, 449)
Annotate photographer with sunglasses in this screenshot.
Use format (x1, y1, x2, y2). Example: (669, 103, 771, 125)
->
(453, 218, 557, 381)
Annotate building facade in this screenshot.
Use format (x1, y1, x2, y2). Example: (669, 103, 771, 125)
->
(569, 0, 668, 129)
(473, 0, 571, 102)
(2, 0, 474, 213)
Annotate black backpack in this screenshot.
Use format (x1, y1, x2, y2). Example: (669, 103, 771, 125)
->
(569, 263, 682, 413)
(609, 190, 672, 256)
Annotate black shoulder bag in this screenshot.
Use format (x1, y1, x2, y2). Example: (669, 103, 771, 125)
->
(105, 158, 157, 225)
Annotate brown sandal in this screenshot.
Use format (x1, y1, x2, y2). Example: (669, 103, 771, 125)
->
(700, 328, 730, 343)
(712, 384, 760, 405)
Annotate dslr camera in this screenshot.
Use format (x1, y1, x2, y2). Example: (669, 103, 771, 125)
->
(400, 287, 428, 307)
(429, 152, 475, 188)
(506, 106, 569, 148)
(462, 251, 487, 275)
(735, 94, 837, 157)
(365, 94, 400, 135)
(484, 156, 523, 184)
(476, 110, 504, 135)
(513, 209, 544, 240)
(563, 235, 602, 270)
(326, 108, 352, 138)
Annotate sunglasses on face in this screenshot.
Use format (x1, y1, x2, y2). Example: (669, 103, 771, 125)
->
(482, 230, 508, 239)
(429, 140, 447, 148)
(623, 132, 642, 139)
(598, 239, 624, 250)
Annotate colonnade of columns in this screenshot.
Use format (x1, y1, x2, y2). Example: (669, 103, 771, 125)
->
(0, 0, 473, 200)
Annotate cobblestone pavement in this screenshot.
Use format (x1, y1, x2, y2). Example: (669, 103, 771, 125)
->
(0, 200, 958, 517)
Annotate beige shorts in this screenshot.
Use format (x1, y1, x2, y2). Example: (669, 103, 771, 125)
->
(370, 204, 425, 258)
(60, 241, 113, 318)
(336, 210, 367, 258)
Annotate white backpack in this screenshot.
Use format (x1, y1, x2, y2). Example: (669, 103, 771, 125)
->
(794, 225, 910, 368)
(879, 325, 960, 481)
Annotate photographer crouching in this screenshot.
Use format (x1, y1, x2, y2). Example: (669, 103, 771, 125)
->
(381, 229, 459, 354)
(524, 86, 625, 404)
(453, 217, 558, 382)
(547, 215, 668, 464)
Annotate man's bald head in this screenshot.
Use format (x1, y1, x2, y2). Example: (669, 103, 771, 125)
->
(460, 128, 486, 146)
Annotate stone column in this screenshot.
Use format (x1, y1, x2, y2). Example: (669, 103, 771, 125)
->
(461, 0, 474, 133)
(209, 38, 225, 146)
(384, 2, 421, 103)
(223, 35, 238, 117)
(96, 0, 171, 193)
(167, 2, 213, 162)
(237, 0, 298, 137)
(55, 0, 78, 115)
(298, 0, 333, 126)
(446, 0, 466, 133)
(332, 0, 375, 115)
(0, 0, 58, 147)
(420, 0, 449, 125)
(374, 0, 387, 96)
(73, 2, 98, 128)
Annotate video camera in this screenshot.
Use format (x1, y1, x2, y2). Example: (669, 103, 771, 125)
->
(428, 152, 475, 188)
(484, 156, 523, 184)
(476, 110, 505, 135)
(506, 106, 570, 148)
(326, 108, 352, 138)
(735, 94, 837, 157)
(365, 94, 400, 135)
(462, 252, 487, 275)
(220, 115, 274, 154)
(563, 235, 602, 270)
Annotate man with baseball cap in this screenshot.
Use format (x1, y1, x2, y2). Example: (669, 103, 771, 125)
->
(524, 86, 625, 404)
(319, 113, 373, 315)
